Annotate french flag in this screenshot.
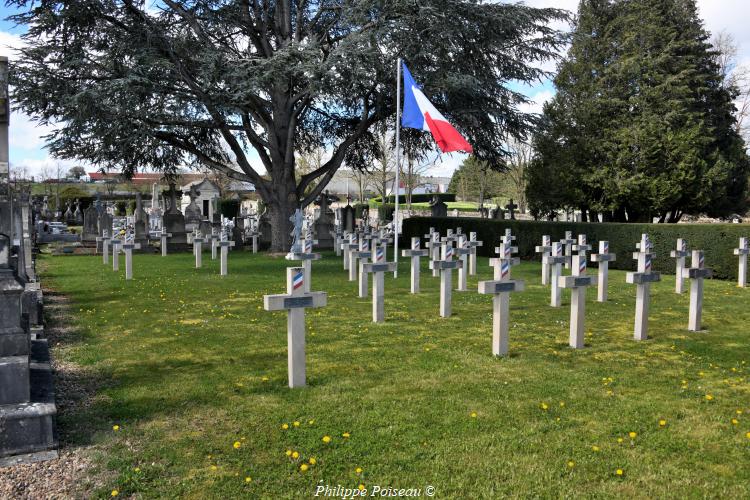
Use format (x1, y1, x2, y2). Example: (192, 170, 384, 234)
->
(401, 63, 473, 154)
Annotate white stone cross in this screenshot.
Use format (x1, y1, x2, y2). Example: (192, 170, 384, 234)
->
(219, 238, 236, 276)
(334, 228, 343, 257)
(263, 267, 327, 388)
(97, 231, 111, 265)
(352, 238, 372, 298)
(477, 262, 525, 357)
(286, 241, 322, 293)
(559, 254, 595, 349)
(455, 234, 472, 291)
(682, 250, 712, 332)
(346, 233, 360, 281)
(160, 231, 172, 257)
(427, 231, 442, 277)
(560, 231, 576, 269)
(626, 234, 661, 340)
(572, 234, 591, 257)
(467, 232, 483, 275)
(535, 235, 552, 285)
(247, 226, 259, 254)
(111, 237, 122, 271)
(543, 242, 566, 307)
(490, 239, 520, 281)
(122, 240, 142, 280)
(670, 238, 689, 294)
(194, 235, 205, 268)
(591, 240, 617, 302)
(733, 237, 749, 287)
(341, 231, 352, 271)
(362, 244, 396, 322)
(402, 236, 428, 293)
(430, 241, 462, 317)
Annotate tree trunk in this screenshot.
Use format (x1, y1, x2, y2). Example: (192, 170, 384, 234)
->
(267, 180, 299, 252)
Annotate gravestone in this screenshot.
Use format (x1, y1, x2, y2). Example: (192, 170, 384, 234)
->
(133, 193, 149, 249)
(97, 230, 111, 265)
(219, 235, 235, 276)
(362, 244, 396, 322)
(342, 204, 355, 233)
(184, 184, 203, 230)
(346, 233, 360, 282)
(73, 200, 83, 225)
(559, 255, 594, 349)
(670, 239, 689, 294)
(159, 231, 172, 256)
(98, 207, 113, 239)
(313, 192, 336, 250)
(263, 267, 327, 388)
(285, 209, 322, 292)
(535, 235, 552, 285)
(626, 234, 661, 340)
(560, 231, 576, 270)
(82, 204, 99, 246)
(193, 232, 204, 268)
(427, 231, 441, 277)
(111, 236, 122, 271)
(504, 199, 518, 220)
(733, 237, 748, 287)
(491, 207, 504, 220)
(573, 234, 591, 257)
(478, 236, 525, 356)
(352, 238, 372, 298)
(402, 236, 429, 294)
(429, 196, 448, 217)
(682, 250, 712, 332)
(162, 183, 188, 251)
(591, 241, 616, 302)
(467, 232, 483, 276)
(430, 241, 462, 317)
(122, 237, 141, 280)
(455, 234, 471, 291)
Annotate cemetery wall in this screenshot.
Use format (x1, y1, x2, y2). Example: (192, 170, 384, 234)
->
(403, 217, 750, 281)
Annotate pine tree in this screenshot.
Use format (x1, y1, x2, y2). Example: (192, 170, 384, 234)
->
(529, 0, 749, 222)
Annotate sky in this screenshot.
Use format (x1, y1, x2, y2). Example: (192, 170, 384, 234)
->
(1, 0, 749, 180)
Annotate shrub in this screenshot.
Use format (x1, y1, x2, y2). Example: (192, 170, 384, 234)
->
(402, 216, 750, 281)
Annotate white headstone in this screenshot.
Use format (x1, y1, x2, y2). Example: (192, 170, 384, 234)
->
(626, 234, 661, 340)
(402, 236, 428, 294)
(591, 240, 617, 302)
(733, 237, 749, 287)
(535, 235, 552, 285)
(682, 250, 712, 332)
(559, 254, 594, 348)
(670, 238, 689, 294)
(543, 241, 566, 307)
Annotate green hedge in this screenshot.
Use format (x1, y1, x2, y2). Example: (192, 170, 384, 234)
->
(354, 203, 369, 219)
(402, 216, 750, 281)
(378, 204, 395, 222)
(371, 193, 455, 205)
(218, 198, 240, 218)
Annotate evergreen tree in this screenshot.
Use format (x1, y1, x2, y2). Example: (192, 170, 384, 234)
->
(528, 0, 749, 222)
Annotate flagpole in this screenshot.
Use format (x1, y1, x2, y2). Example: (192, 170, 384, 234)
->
(394, 58, 401, 278)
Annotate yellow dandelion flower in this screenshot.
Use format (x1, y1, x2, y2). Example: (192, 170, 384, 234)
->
(616, 469, 624, 476)
(470, 412, 477, 418)
(659, 419, 667, 427)
(736, 409, 743, 415)
(293, 421, 300, 427)
(322, 436, 331, 443)
(300, 463, 309, 472)
(292, 451, 299, 459)
(358, 484, 365, 491)
(617, 437, 624, 443)
(261, 376, 269, 381)
(541, 403, 549, 410)
(559, 402, 565, 407)
(705, 394, 714, 401)
(285, 450, 292, 456)
(592, 446, 600, 452)
(567, 460, 575, 468)
(731, 419, 739, 425)
(629, 432, 637, 439)
(112, 425, 120, 432)
(356, 467, 363, 474)
(282, 423, 289, 430)
(308, 419, 315, 425)
(233, 441, 241, 449)
(134, 467, 140, 472)
(746, 432, 750, 439)
(210, 465, 218, 471)
(111, 490, 119, 497)
(309, 458, 317, 465)
(342, 432, 350, 438)
(245, 477, 252, 483)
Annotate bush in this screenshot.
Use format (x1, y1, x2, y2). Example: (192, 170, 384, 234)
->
(354, 203, 369, 219)
(371, 193, 455, 205)
(378, 204, 395, 222)
(402, 216, 750, 281)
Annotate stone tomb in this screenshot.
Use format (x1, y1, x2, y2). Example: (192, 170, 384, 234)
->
(682, 250, 712, 332)
(591, 241, 616, 302)
(625, 234, 661, 340)
(559, 254, 594, 349)
(263, 267, 327, 388)
(733, 237, 749, 288)
(670, 239, 689, 294)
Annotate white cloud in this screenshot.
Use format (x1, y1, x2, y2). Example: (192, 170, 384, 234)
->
(519, 89, 555, 116)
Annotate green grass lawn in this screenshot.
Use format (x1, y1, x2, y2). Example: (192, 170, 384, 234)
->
(40, 251, 750, 498)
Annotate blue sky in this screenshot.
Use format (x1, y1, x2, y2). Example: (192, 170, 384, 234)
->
(1, 0, 748, 179)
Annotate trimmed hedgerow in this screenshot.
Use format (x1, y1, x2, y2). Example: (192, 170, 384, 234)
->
(371, 193, 455, 205)
(402, 216, 750, 281)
